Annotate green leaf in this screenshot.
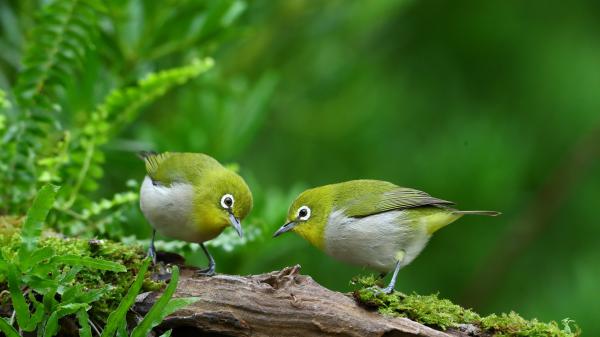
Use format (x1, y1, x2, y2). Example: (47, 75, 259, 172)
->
(52, 255, 127, 272)
(116, 321, 128, 337)
(24, 275, 60, 294)
(77, 309, 92, 337)
(7, 264, 42, 331)
(58, 265, 83, 284)
(101, 258, 150, 337)
(158, 330, 172, 337)
(45, 303, 89, 337)
(131, 266, 190, 337)
(61, 285, 107, 305)
(21, 246, 54, 271)
(18, 184, 60, 263)
(0, 317, 20, 337)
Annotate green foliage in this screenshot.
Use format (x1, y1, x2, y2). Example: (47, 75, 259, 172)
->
(14, 0, 103, 109)
(0, 189, 177, 334)
(0, 89, 9, 112)
(353, 276, 580, 336)
(130, 266, 198, 337)
(481, 312, 581, 337)
(0, 317, 20, 337)
(18, 184, 60, 259)
(0, 0, 104, 213)
(102, 262, 198, 337)
(0, 185, 131, 334)
(101, 259, 150, 337)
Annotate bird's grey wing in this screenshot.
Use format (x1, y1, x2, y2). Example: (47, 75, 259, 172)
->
(341, 185, 454, 218)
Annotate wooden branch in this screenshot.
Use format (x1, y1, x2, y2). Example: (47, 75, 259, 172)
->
(134, 265, 481, 337)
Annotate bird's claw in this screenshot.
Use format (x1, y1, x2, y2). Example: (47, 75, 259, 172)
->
(365, 285, 395, 296)
(381, 286, 394, 294)
(196, 265, 215, 277)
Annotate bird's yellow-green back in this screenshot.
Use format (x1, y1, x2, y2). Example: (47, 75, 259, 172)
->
(142, 152, 222, 186)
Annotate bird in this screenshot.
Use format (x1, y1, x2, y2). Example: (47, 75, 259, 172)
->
(273, 179, 499, 293)
(139, 151, 252, 275)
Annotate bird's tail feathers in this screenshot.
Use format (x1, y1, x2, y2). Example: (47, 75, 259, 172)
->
(137, 151, 158, 160)
(453, 210, 501, 216)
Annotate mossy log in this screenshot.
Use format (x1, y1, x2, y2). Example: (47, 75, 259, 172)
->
(134, 265, 483, 337)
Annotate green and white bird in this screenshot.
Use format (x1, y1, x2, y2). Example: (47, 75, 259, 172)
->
(139, 152, 252, 275)
(273, 179, 499, 293)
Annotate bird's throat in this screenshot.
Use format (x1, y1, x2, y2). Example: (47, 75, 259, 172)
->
(294, 224, 325, 250)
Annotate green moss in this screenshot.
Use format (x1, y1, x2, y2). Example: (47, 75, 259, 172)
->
(0, 232, 163, 322)
(481, 313, 579, 337)
(352, 275, 580, 337)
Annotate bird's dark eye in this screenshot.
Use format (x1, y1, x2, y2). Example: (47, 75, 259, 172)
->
(220, 194, 235, 209)
(297, 205, 311, 220)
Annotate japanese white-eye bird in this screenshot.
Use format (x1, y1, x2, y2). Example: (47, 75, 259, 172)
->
(139, 151, 252, 275)
(273, 179, 499, 293)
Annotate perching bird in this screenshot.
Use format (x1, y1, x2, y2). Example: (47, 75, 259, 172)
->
(273, 179, 499, 293)
(139, 152, 252, 275)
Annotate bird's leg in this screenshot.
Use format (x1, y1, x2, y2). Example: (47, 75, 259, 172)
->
(381, 260, 401, 294)
(380, 250, 405, 294)
(147, 229, 157, 264)
(197, 243, 216, 276)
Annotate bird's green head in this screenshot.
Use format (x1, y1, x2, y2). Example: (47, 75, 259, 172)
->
(273, 185, 334, 249)
(192, 167, 253, 238)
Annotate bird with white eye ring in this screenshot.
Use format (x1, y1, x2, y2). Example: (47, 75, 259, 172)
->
(274, 179, 499, 293)
(139, 152, 253, 275)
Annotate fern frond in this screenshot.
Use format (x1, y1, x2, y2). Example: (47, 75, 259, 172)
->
(1, 0, 103, 213)
(14, 0, 102, 109)
(102, 57, 215, 132)
(0, 89, 39, 214)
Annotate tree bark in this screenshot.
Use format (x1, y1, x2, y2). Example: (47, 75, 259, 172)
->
(134, 265, 483, 337)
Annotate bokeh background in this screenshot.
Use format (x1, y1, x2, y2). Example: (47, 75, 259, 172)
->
(2, 0, 599, 334)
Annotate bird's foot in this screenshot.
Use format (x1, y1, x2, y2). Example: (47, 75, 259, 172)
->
(147, 247, 157, 265)
(196, 265, 215, 277)
(380, 285, 395, 294)
(365, 285, 402, 296)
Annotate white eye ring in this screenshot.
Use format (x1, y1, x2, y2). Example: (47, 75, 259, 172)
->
(220, 194, 235, 209)
(297, 205, 311, 221)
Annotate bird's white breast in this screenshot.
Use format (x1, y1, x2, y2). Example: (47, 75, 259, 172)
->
(140, 176, 200, 242)
(323, 210, 430, 272)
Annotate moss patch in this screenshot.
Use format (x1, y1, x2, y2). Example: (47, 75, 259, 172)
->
(352, 275, 580, 337)
(0, 231, 163, 322)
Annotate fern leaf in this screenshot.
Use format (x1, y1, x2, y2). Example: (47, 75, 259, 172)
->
(101, 57, 215, 131)
(14, 0, 101, 109)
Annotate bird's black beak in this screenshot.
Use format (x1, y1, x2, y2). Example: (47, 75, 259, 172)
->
(228, 210, 243, 238)
(273, 221, 297, 237)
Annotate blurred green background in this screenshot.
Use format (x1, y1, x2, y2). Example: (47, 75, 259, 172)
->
(2, 0, 599, 334)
